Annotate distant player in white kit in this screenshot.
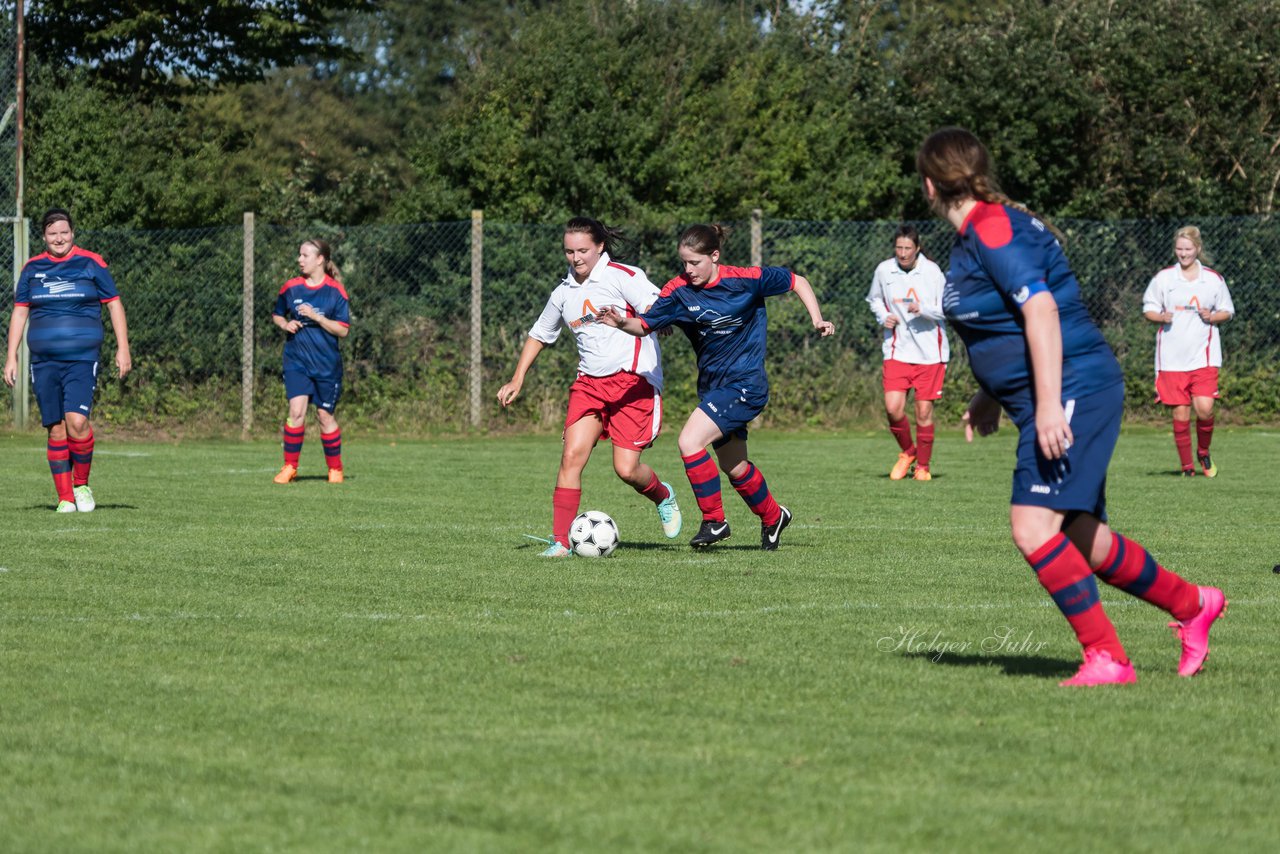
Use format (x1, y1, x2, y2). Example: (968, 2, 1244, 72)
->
(866, 225, 950, 481)
(1142, 226, 1234, 477)
(498, 217, 682, 557)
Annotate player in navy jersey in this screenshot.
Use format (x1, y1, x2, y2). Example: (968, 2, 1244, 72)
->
(497, 217, 682, 557)
(598, 224, 834, 551)
(271, 239, 351, 484)
(918, 127, 1225, 686)
(5, 208, 131, 512)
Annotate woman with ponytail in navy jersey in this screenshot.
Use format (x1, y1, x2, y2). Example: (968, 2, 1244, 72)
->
(271, 239, 350, 484)
(498, 217, 683, 558)
(5, 208, 131, 512)
(598, 224, 834, 551)
(918, 127, 1225, 686)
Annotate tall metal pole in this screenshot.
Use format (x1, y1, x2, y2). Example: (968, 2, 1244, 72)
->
(12, 1, 29, 427)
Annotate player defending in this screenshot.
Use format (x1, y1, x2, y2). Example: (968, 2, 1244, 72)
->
(1142, 226, 1233, 477)
(598, 224, 835, 551)
(919, 127, 1226, 686)
(866, 225, 949, 480)
(497, 217, 682, 557)
(4, 208, 131, 512)
(271, 239, 351, 484)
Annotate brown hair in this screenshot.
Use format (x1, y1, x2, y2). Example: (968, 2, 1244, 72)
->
(42, 207, 73, 234)
(916, 127, 1062, 242)
(565, 216, 629, 259)
(678, 223, 730, 256)
(893, 224, 921, 249)
(302, 239, 342, 281)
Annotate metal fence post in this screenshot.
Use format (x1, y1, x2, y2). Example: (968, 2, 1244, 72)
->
(470, 209, 483, 429)
(241, 212, 255, 440)
(751, 208, 763, 267)
(10, 217, 29, 428)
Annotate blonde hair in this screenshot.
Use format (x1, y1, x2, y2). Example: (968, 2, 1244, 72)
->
(303, 239, 342, 281)
(916, 126, 1063, 243)
(1173, 226, 1206, 263)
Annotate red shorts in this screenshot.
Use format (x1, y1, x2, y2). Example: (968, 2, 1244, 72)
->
(883, 360, 947, 400)
(564, 372, 662, 449)
(1155, 367, 1219, 405)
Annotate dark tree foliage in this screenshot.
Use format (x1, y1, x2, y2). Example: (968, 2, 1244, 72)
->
(18, 0, 373, 97)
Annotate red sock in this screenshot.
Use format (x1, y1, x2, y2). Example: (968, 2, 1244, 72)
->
(321, 428, 342, 470)
(915, 424, 935, 469)
(1027, 533, 1127, 662)
(1093, 533, 1200, 622)
(282, 423, 305, 467)
(552, 487, 581, 547)
(68, 429, 95, 486)
(1195, 418, 1214, 457)
(682, 451, 725, 522)
(1172, 418, 1193, 470)
(729, 462, 782, 526)
(635, 470, 669, 504)
(888, 416, 915, 454)
(47, 440, 75, 504)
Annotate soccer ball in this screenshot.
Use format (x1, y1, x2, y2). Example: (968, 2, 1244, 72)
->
(568, 510, 619, 558)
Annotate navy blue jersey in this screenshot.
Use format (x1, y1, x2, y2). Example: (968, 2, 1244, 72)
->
(14, 247, 120, 363)
(640, 265, 794, 397)
(272, 276, 351, 378)
(943, 202, 1122, 404)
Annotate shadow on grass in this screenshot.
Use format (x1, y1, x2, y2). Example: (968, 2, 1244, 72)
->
(24, 503, 140, 512)
(904, 650, 1079, 678)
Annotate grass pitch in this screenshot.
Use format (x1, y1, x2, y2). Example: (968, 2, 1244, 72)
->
(1, 427, 1277, 852)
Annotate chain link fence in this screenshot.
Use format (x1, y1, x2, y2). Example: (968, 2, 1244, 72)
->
(4, 214, 1278, 435)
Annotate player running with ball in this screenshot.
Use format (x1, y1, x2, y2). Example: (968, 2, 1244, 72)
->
(498, 217, 682, 558)
(598, 223, 834, 551)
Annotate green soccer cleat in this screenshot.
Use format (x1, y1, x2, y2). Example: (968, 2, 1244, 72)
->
(1198, 453, 1217, 478)
(656, 482, 683, 539)
(539, 541, 573, 558)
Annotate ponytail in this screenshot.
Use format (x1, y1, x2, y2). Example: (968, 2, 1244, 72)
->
(303, 238, 342, 282)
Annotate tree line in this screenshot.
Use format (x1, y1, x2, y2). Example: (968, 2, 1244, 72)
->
(16, 0, 1280, 230)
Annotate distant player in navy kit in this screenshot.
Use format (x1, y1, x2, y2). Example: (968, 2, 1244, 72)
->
(918, 127, 1225, 686)
(271, 239, 351, 484)
(4, 208, 131, 512)
(598, 224, 834, 550)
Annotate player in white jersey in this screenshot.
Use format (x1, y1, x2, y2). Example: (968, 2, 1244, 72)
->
(866, 225, 950, 480)
(498, 217, 682, 556)
(1142, 226, 1234, 476)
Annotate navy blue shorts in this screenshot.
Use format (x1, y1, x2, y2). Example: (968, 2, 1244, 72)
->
(1006, 383, 1123, 520)
(283, 370, 342, 413)
(31, 359, 98, 428)
(698, 384, 768, 444)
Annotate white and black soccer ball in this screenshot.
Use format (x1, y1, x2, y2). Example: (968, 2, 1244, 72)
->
(568, 510, 619, 558)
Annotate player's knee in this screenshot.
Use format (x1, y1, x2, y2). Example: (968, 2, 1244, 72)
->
(1010, 523, 1056, 559)
(64, 413, 90, 437)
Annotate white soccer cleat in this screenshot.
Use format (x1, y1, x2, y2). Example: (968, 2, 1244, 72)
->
(73, 485, 96, 512)
(56, 500, 78, 513)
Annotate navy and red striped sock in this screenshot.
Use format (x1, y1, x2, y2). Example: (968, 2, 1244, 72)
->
(1027, 533, 1127, 662)
(282, 422, 305, 468)
(682, 451, 725, 522)
(68, 429, 95, 486)
(1094, 532, 1200, 622)
(729, 461, 781, 526)
(47, 440, 75, 504)
(321, 428, 342, 470)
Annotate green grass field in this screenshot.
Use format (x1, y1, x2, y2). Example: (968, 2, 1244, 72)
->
(1, 427, 1277, 852)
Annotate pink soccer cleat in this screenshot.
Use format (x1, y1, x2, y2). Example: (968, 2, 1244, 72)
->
(1169, 586, 1227, 677)
(1059, 649, 1137, 687)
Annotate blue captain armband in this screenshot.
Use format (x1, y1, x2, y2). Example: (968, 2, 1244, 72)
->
(1011, 279, 1049, 306)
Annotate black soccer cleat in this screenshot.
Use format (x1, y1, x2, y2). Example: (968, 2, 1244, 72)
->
(760, 506, 792, 551)
(689, 519, 731, 549)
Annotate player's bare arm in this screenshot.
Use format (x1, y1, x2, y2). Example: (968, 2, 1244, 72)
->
(595, 305, 647, 337)
(792, 275, 835, 337)
(497, 337, 546, 407)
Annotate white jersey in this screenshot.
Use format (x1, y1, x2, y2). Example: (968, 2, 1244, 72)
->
(1142, 261, 1234, 372)
(866, 255, 950, 364)
(529, 252, 664, 391)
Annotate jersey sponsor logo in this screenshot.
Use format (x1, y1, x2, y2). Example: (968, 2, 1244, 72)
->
(568, 299, 605, 330)
(1175, 296, 1202, 312)
(695, 309, 742, 330)
(893, 287, 920, 306)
